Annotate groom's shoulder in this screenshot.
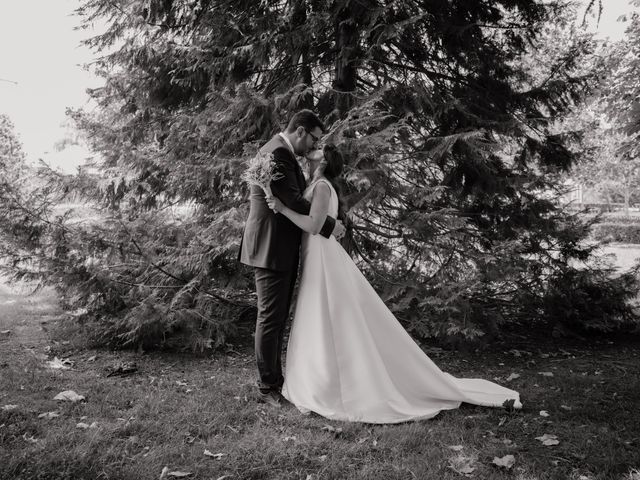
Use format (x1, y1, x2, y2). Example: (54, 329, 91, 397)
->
(261, 136, 295, 162)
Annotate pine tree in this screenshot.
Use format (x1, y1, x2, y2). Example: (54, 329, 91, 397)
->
(1, 0, 637, 350)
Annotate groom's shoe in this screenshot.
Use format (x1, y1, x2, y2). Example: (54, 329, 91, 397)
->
(258, 390, 284, 408)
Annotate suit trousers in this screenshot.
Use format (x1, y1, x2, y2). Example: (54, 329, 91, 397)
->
(253, 265, 297, 393)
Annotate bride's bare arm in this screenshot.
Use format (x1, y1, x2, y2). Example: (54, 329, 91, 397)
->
(267, 182, 331, 235)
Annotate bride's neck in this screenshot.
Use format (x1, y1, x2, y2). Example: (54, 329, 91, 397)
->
(308, 165, 325, 183)
(311, 171, 326, 183)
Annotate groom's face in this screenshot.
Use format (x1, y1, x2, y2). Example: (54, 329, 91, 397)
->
(295, 126, 322, 156)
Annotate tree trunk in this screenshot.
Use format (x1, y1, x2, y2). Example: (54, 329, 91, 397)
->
(318, 3, 359, 119)
(291, 0, 313, 109)
(624, 181, 630, 215)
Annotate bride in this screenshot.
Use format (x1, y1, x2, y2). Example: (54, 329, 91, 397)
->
(266, 144, 521, 424)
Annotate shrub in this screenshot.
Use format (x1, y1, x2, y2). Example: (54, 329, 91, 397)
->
(591, 223, 640, 244)
(597, 214, 640, 224)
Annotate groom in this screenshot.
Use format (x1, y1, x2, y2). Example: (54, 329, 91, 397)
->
(239, 109, 346, 407)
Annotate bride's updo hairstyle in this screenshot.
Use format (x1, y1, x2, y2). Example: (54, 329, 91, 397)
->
(322, 144, 344, 180)
(322, 144, 346, 221)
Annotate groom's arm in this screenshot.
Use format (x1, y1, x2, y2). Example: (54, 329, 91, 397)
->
(270, 148, 336, 238)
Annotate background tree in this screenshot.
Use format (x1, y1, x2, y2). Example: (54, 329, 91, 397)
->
(1, 0, 637, 351)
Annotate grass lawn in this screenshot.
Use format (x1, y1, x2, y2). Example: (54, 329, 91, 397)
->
(1, 281, 639, 480)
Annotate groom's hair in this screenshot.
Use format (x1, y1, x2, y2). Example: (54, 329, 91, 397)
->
(285, 109, 325, 133)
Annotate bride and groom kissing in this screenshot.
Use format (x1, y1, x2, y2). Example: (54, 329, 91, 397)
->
(239, 109, 521, 424)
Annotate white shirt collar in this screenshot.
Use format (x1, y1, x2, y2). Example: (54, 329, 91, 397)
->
(278, 132, 295, 155)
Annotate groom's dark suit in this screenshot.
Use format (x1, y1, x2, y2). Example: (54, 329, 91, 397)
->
(239, 133, 335, 393)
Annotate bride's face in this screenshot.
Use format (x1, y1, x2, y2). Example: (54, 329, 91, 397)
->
(305, 149, 326, 175)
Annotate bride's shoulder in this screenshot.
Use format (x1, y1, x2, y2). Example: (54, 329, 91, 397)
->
(311, 178, 333, 195)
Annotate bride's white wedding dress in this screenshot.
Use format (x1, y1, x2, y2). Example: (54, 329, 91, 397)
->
(281, 179, 522, 424)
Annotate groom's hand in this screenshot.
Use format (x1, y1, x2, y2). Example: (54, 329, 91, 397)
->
(332, 220, 346, 239)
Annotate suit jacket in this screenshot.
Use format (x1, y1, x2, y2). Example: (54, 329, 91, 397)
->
(239, 134, 336, 271)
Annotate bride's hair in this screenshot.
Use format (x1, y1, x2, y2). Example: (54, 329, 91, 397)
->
(323, 144, 343, 180)
(322, 144, 346, 222)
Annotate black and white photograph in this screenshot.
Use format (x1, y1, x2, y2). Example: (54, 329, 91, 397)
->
(1, 0, 639, 478)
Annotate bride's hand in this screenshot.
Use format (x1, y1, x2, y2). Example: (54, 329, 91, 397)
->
(266, 195, 284, 213)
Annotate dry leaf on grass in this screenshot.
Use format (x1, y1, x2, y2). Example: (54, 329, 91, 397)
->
(321, 424, 343, 434)
(38, 411, 60, 419)
(1, 405, 18, 411)
(448, 445, 464, 451)
(539, 410, 550, 417)
(538, 372, 554, 377)
(167, 472, 192, 478)
(53, 390, 85, 402)
(46, 357, 73, 370)
(492, 454, 516, 469)
(76, 422, 98, 429)
(204, 450, 225, 459)
(1, 330, 11, 335)
(448, 452, 477, 475)
(535, 434, 560, 446)
(506, 373, 521, 381)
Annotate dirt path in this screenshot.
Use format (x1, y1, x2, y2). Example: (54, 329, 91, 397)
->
(0, 279, 62, 368)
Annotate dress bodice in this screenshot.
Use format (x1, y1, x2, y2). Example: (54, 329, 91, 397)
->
(303, 178, 339, 219)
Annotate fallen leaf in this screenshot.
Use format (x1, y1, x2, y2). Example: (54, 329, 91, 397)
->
(538, 372, 554, 377)
(539, 410, 550, 417)
(321, 424, 343, 434)
(53, 390, 85, 402)
(560, 405, 572, 411)
(76, 422, 90, 429)
(506, 373, 520, 382)
(448, 453, 477, 475)
(176, 381, 188, 387)
(1, 405, 18, 411)
(159, 466, 169, 480)
(106, 362, 138, 377)
(1, 330, 11, 335)
(282, 436, 297, 442)
(167, 472, 192, 478)
(46, 357, 73, 370)
(492, 454, 516, 469)
(448, 445, 464, 451)
(87, 355, 97, 362)
(535, 434, 560, 446)
(319, 455, 328, 461)
(38, 411, 60, 419)
(216, 476, 232, 480)
(204, 450, 225, 459)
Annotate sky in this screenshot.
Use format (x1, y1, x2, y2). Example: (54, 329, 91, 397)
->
(0, 0, 103, 172)
(0, 0, 637, 173)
